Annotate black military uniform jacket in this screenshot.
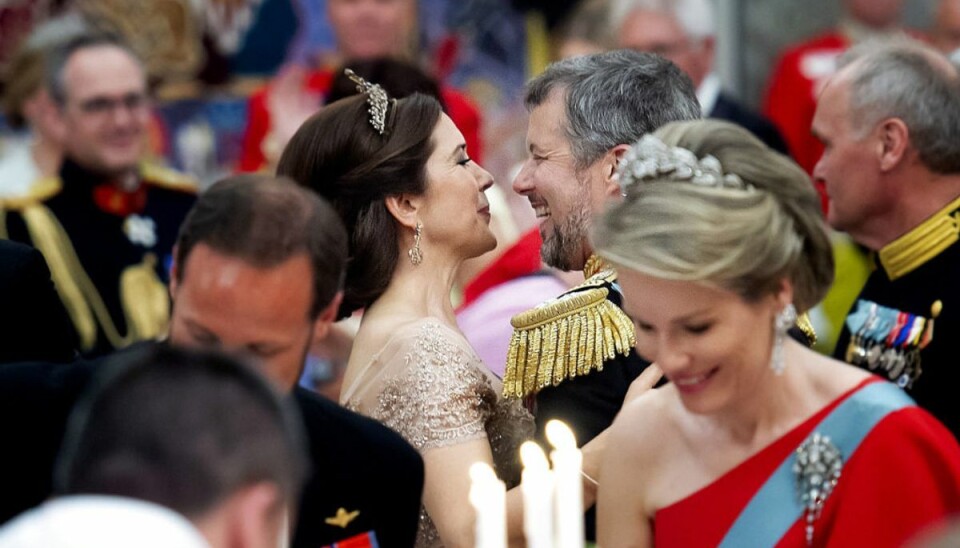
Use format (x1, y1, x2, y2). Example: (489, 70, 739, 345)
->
(1, 158, 196, 356)
(834, 196, 960, 439)
(0, 344, 425, 548)
(0, 240, 77, 363)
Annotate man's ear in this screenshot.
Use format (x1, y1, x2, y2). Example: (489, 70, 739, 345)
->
(603, 144, 633, 197)
(877, 117, 910, 172)
(384, 193, 422, 230)
(312, 291, 344, 341)
(231, 483, 285, 548)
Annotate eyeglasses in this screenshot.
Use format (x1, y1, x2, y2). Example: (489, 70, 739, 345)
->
(73, 92, 148, 117)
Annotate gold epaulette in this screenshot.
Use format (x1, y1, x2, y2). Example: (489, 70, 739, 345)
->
(0, 177, 62, 210)
(502, 272, 637, 399)
(796, 312, 817, 347)
(140, 162, 198, 194)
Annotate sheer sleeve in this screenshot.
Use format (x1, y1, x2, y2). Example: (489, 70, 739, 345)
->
(372, 321, 497, 451)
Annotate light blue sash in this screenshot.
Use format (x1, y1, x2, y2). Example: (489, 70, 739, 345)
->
(718, 381, 914, 547)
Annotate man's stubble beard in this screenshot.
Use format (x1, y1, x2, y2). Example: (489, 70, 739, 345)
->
(540, 203, 591, 272)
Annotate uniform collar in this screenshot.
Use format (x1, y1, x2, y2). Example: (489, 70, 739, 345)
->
(878, 195, 960, 280)
(583, 254, 614, 280)
(60, 157, 146, 217)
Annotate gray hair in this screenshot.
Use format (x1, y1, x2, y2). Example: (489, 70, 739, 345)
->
(838, 38, 960, 174)
(593, 120, 833, 312)
(525, 49, 701, 170)
(45, 32, 144, 106)
(608, 0, 715, 40)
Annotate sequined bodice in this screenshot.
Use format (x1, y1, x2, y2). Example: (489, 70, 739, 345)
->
(342, 318, 534, 548)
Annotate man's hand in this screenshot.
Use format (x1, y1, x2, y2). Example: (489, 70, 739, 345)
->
(623, 364, 662, 406)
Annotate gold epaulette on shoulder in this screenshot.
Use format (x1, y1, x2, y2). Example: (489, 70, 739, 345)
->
(502, 275, 637, 399)
(140, 162, 198, 194)
(0, 177, 62, 210)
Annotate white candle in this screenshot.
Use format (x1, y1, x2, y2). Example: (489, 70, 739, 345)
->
(469, 462, 506, 548)
(520, 441, 555, 548)
(546, 420, 584, 548)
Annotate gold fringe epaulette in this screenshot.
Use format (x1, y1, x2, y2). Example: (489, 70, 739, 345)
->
(796, 312, 817, 347)
(140, 162, 198, 194)
(502, 274, 637, 399)
(0, 177, 62, 211)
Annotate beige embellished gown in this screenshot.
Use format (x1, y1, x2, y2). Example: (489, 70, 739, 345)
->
(341, 317, 534, 547)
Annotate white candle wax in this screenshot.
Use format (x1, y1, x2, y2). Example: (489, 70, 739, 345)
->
(469, 462, 506, 548)
(520, 441, 555, 548)
(546, 420, 584, 548)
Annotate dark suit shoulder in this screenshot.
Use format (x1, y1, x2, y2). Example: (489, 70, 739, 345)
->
(0, 241, 78, 363)
(711, 92, 790, 155)
(290, 387, 423, 548)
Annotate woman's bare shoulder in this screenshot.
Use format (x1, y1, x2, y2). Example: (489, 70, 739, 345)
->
(609, 386, 678, 454)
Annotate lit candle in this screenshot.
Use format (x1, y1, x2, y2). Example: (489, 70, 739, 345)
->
(469, 462, 506, 548)
(546, 420, 583, 548)
(520, 441, 554, 548)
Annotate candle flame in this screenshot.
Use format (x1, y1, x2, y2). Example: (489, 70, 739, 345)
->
(520, 441, 550, 470)
(470, 461, 497, 483)
(545, 420, 577, 449)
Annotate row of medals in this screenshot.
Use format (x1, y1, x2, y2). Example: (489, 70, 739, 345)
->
(847, 335, 921, 389)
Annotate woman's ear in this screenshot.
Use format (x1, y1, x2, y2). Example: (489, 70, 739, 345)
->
(774, 277, 795, 311)
(384, 194, 422, 229)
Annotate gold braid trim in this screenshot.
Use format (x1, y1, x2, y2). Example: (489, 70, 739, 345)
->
(18, 204, 101, 350)
(14, 205, 168, 350)
(878, 195, 960, 281)
(140, 162, 198, 194)
(503, 285, 637, 399)
(120, 253, 170, 341)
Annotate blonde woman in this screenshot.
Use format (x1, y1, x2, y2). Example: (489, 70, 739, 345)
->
(594, 120, 960, 547)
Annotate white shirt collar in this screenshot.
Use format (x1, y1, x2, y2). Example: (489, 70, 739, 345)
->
(0, 496, 211, 548)
(696, 72, 722, 117)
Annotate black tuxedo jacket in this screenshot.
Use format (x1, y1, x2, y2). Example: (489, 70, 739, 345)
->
(710, 92, 790, 156)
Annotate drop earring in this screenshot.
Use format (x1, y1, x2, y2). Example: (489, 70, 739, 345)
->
(771, 304, 797, 375)
(408, 222, 423, 266)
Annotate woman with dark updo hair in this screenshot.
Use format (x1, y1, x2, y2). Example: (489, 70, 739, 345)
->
(278, 75, 611, 547)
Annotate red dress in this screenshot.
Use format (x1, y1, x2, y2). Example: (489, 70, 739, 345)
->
(654, 378, 960, 547)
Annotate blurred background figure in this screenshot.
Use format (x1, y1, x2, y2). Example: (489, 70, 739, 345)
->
(0, 13, 88, 198)
(0, 345, 309, 548)
(932, 0, 960, 55)
(237, 0, 482, 174)
(552, 0, 614, 60)
(764, 0, 908, 176)
(610, 0, 788, 154)
(2, 32, 197, 357)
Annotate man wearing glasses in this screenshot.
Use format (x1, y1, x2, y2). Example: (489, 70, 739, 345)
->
(0, 33, 196, 357)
